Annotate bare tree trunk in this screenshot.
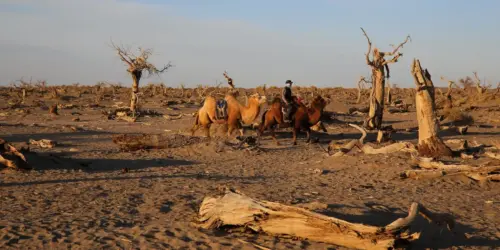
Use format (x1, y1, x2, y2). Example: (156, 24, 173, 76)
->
(356, 87, 362, 104)
(386, 81, 392, 105)
(130, 70, 142, 113)
(367, 69, 385, 129)
(411, 59, 452, 157)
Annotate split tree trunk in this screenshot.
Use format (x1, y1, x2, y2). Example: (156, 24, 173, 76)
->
(411, 59, 453, 157)
(198, 191, 454, 250)
(367, 69, 385, 129)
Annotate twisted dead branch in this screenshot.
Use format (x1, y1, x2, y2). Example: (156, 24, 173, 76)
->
(331, 124, 416, 157)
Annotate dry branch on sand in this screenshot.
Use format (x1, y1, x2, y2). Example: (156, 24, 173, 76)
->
(401, 154, 500, 182)
(29, 139, 56, 149)
(330, 124, 416, 157)
(196, 190, 454, 250)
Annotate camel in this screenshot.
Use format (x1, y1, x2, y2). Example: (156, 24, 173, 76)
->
(258, 95, 327, 145)
(191, 93, 267, 138)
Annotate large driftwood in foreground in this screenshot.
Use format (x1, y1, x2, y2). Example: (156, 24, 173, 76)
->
(197, 191, 454, 250)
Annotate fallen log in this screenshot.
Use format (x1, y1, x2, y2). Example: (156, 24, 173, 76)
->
(197, 191, 454, 250)
(402, 155, 500, 182)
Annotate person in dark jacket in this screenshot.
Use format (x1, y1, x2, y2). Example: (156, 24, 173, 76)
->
(282, 80, 295, 122)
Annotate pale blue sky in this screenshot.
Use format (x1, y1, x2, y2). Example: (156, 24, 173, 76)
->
(1, 0, 499, 87)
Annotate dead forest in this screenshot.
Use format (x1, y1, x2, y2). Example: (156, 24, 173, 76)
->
(1, 33, 500, 249)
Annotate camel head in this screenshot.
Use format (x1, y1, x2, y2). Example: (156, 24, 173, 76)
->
(248, 93, 267, 106)
(311, 95, 327, 110)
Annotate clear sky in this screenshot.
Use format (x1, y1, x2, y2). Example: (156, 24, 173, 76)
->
(1, 0, 499, 88)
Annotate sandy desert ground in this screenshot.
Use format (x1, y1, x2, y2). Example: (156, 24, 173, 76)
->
(1, 84, 500, 249)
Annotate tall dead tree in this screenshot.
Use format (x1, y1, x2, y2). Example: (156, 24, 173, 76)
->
(411, 59, 452, 157)
(361, 28, 410, 130)
(112, 42, 173, 112)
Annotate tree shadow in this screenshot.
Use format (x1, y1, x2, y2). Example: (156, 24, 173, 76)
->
(17, 151, 196, 172)
(2, 130, 118, 145)
(0, 172, 266, 187)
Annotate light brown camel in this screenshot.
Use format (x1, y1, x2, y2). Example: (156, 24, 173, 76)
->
(191, 93, 266, 138)
(258, 95, 327, 145)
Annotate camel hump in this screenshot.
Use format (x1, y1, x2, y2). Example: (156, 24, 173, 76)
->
(215, 99, 228, 121)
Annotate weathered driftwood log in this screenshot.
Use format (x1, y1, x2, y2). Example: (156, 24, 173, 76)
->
(197, 191, 454, 250)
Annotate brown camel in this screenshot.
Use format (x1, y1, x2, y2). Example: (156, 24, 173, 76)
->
(258, 95, 327, 145)
(191, 93, 266, 138)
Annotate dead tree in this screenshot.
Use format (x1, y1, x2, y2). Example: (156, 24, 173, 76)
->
(472, 72, 490, 95)
(356, 76, 370, 104)
(440, 76, 456, 109)
(360, 28, 411, 130)
(223, 71, 240, 97)
(112, 42, 173, 113)
(223, 71, 235, 89)
(411, 59, 453, 157)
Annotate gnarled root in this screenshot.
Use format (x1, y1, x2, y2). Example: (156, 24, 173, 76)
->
(418, 136, 453, 158)
(197, 190, 454, 250)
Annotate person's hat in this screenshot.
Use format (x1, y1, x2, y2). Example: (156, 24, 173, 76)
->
(285, 80, 293, 84)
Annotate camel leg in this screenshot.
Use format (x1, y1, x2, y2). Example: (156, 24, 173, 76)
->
(191, 124, 199, 136)
(292, 128, 299, 145)
(204, 124, 212, 139)
(227, 122, 235, 138)
(238, 121, 244, 137)
(271, 126, 280, 146)
(305, 126, 312, 144)
(292, 120, 302, 146)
